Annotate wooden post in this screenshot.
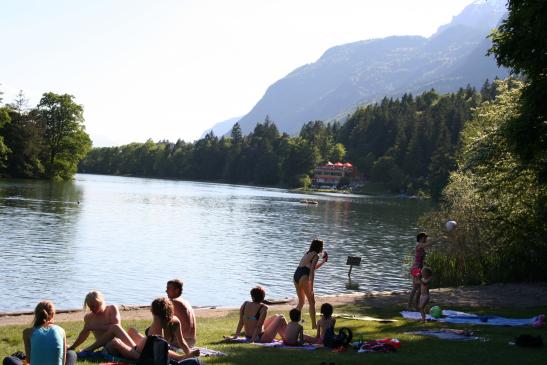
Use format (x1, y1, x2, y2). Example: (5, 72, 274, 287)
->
(346, 256, 361, 277)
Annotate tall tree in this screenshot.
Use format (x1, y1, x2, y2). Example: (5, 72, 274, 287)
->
(489, 0, 547, 180)
(38, 92, 91, 180)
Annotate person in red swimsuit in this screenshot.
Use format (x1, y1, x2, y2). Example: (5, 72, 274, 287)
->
(407, 232, 434, 310)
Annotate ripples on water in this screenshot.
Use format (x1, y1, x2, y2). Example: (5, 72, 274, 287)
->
(0, 174, 431, 312)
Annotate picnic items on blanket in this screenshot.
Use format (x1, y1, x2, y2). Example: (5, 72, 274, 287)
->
(532, 314, 545, 328)
(512, 334, 544, 348)
(401, 310, 544, 326)
(430, 306, 442, 319)
(324, 327, 353, 348)
(406, 329, 485, 341)
(137, 335, 169, 365)
(334, 313, 398, 323)
(356, 338, 400, 353)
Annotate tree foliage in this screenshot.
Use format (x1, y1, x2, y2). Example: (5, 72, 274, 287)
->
(489, 0, 547, 180)
(79, 85, 495, 194)
(424, 80, 547, 284)
(0, 92, 91, 180)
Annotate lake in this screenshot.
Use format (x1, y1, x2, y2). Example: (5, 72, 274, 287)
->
(0, 174, 431, 312)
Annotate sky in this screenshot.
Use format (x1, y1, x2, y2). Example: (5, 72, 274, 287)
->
(0, 0, 475, 146)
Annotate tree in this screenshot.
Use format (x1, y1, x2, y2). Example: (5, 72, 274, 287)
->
(424, 80, 547, 284)
(0, 106, 11, 169)
(37, 92, 91, 180)
(328, 143, 346, 162)
(489, 0, 547, 180)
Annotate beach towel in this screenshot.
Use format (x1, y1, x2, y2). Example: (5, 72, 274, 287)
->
(334, 313, 398, 323)
(357, 339, 400, 353)
(401, 310, 540, 327)
(406, 330, 484, 341)
(221, 337, 317, 349)
(192, 348, 227, 357)
(252, 340, 318, 350)
(222, 336, 250, 343)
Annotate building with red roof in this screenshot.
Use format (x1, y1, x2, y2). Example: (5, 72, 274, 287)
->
(312, 161, 355, 188)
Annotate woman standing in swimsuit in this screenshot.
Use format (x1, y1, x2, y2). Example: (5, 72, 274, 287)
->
(293, 239, 328, 329)
(231, 286, 287, 342)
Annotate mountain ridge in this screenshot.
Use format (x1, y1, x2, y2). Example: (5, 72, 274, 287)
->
(211, 0, 509, 136)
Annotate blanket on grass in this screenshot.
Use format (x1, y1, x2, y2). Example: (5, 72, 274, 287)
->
(406, 329, 484, 341)
(222, 337, 318, 350)
(357, 339, 400, 353)
(334, 313, 398, 323)
(401, 310, 539, 326)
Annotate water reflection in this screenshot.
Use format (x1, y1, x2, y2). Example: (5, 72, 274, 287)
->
(0, 174, 431, 312)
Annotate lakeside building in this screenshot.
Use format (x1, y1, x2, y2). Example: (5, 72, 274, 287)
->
(312, 162, 356, 188)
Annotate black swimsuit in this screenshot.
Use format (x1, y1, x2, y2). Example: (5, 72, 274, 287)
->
(293, 266, 311, 283)
(294, 252, 317, 283)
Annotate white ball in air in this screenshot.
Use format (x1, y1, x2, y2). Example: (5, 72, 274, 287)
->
(446, 220, 457, 232)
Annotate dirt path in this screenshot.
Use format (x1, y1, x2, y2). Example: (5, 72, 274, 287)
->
(1, 283, 546, 327)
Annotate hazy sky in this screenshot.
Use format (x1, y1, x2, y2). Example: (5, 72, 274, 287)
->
(1, 0, 474, 146)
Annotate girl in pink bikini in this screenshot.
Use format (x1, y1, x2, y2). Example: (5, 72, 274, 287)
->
(408, 232, 434, 310)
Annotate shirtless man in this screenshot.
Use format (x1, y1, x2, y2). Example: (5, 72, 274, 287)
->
(166, 279, 197, 347)
(68, 291, 124, 354)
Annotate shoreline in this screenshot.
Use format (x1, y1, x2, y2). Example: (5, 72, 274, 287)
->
(2, 283, 546, 327)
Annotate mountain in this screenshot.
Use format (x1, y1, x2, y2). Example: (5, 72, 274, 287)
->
(235, 0, 508, 135)
(200, 116, 241, 139)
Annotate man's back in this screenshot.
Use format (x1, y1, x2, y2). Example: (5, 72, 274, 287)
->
(171, 297, 196, 347)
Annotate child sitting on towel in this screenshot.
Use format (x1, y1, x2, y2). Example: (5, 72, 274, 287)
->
(283, 309, 305, 346)
(419, 267, 433, 322)
(304, 303, 337, 345)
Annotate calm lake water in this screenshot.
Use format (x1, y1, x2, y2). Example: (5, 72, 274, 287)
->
(0, 174, 431, 312)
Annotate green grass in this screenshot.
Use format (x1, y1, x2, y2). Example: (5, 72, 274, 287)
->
(1, 305, 546, 365)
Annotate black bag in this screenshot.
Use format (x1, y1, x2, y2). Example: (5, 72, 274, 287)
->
(323, 327, 353, 348)
(137, 335, 170, 365)
(515, 334, 543, 347)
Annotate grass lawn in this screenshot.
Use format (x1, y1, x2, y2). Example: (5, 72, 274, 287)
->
(1, 305, 546, 365)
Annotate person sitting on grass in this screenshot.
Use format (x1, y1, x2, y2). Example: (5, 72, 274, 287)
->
(82, 298, 199, 361)
(419, 267, 433, 322)
(166, 279, 197, 348)
(68, 290, 123, 355)
(128, 280, 197, 350)
(283, 309, 305, 346)
(3, 301, 77, 365)
(308, 303, 336, 345)
(229, 286, 287, 343)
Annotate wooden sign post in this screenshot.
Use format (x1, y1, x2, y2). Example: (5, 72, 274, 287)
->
(346, 256, 361, 277)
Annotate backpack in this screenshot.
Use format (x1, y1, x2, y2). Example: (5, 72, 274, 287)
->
(137, 335, 170, 365)
(515, 334, 543, 348)
(323, 327, 353, 348)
